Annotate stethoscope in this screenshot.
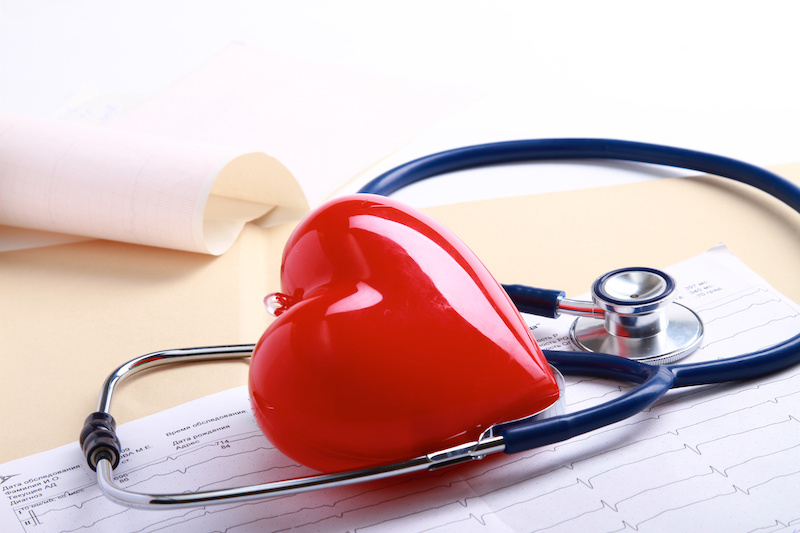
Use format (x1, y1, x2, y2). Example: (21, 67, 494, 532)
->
(81, 138, 800, 509)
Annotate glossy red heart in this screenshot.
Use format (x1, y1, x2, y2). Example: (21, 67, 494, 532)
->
(248, 194, 559, 472)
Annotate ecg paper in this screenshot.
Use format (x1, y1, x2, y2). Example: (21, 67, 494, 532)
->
(2, 245, 799, 532)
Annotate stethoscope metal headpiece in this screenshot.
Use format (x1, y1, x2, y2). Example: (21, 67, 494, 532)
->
(568, 267, 704, 364)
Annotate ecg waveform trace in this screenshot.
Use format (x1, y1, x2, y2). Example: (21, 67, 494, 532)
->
(3, 246, 800, 533)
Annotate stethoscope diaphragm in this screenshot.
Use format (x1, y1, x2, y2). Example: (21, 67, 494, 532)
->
(568, 267, 704, 364)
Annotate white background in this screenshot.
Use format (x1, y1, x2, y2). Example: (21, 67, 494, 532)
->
(2, 1, 799, 205)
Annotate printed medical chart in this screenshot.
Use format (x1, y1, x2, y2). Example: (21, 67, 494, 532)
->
(2, 245, 799, 532)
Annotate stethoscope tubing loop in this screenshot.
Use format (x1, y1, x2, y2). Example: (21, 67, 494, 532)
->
(86, 138, 800, 509)
(361, 138, 800, 213)
(362, 138, 800, 384)
(498, 351, 675, 454)
(671, 333, 800, 387)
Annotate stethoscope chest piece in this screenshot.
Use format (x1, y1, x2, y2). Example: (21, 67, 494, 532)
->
(569, 267, 704, 365)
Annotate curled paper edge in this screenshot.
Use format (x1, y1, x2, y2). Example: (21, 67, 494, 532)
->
(0, 113, 308, 255)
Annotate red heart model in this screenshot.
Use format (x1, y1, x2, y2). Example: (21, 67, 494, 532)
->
(249, 194, 559, 472)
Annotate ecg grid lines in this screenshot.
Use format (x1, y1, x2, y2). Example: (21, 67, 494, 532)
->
(4, 249, 800, 533)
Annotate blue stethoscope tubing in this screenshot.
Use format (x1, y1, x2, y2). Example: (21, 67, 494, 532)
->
(359, 138, 800, 454)
(84, 139, 800, 509)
